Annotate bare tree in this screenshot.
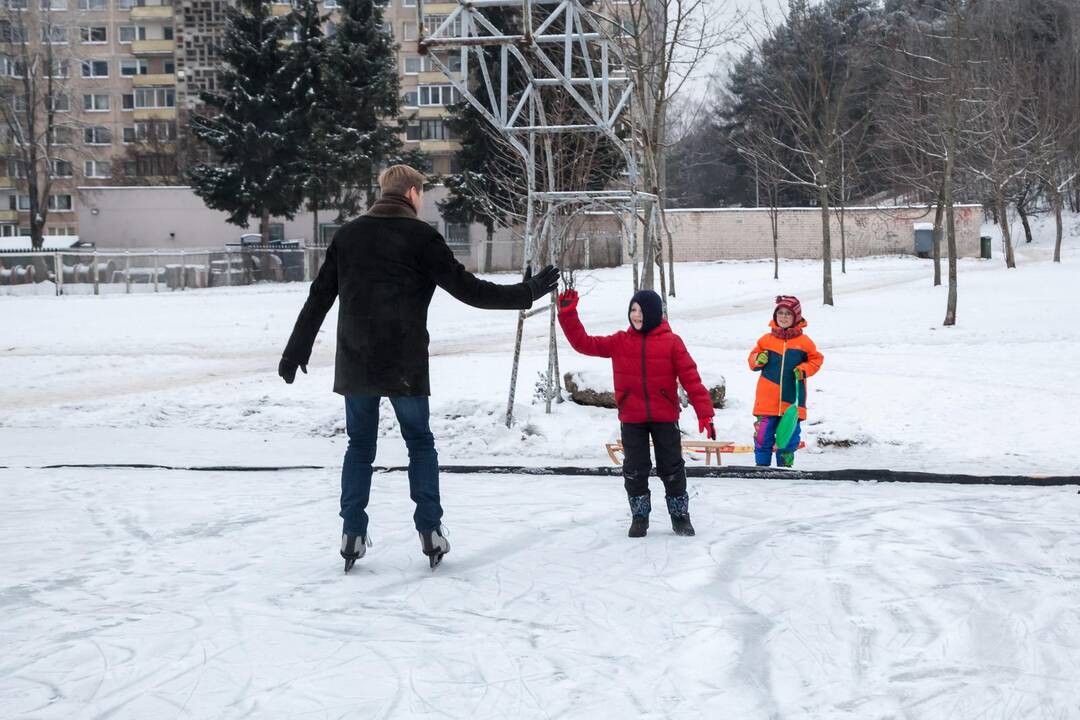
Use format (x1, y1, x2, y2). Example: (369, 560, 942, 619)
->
(605, 0, 741, 294)
(737, 0, 880, 306)
(0, 4, 79, 247)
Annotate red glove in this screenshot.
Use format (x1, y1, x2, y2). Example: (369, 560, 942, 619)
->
(557, 289, 579, 314)
(698, 417, 716, 440)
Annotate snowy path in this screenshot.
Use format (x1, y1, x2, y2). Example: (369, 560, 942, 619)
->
(3, 468, 1078, 719)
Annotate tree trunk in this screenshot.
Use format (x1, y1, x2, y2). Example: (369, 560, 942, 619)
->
(484, 223, 494, 273)
(1016, 189, 1034, 244)
(1053, 187, 1063, 263)
(312, 203, 319, 246)
(932, 187, 944, 287)
(996, 188, 1016, 269)
(640, 216, 655, 290)
(260, 208, 271, 244)
(819, 183, 834, 306)
(770, 193, 780, 280)
(943, 152, 957, 327)
(839, 205, 847, 274)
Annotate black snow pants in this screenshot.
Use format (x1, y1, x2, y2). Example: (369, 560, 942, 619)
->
(620, 421, 687, 499)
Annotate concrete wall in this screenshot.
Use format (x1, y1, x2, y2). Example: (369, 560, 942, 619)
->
(75, 185, 466, 251)
(582, 205, 984, 262)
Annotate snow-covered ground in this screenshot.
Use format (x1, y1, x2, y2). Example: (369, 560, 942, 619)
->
(2, 212, 1079, 718)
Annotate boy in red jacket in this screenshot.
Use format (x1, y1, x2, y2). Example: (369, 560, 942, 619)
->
(558, 288, 715, 538)
(748, 295, 824, 467)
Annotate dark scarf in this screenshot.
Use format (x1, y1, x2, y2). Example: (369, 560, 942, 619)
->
(771, 322, 804, 340)
(365, 193, 418, 219)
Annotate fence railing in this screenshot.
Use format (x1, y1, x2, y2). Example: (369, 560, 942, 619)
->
(0, 247, 331, 295)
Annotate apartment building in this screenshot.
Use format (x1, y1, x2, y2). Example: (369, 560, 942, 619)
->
(0, 0, 464, 240)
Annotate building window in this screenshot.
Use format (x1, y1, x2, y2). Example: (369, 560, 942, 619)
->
(402, 90, 418, 107)
(41, 0, 67, 9)
(120, 58, 147, 76)
(11, 95, 28, 113)
(47, 226, 76, 235)
(46, 94, 70, 112)
(81, 59, 109, 78)
(122, 126, 135, 143)
(50, 159, 73, 177)
(445, 222, 470, 248)
(424, 15, 461, 36)
(163, 59, 174, 74)
(402, 21, 416, 41)
(135, 120, 176, 140)
(78, 0, 106, 9)
(49, 59, 69, 77)
(80, 25, 107, 43)
(121, 93, 134, 110)
(0, 225, 17, 237)
(41, 25, 68, 44)
(49, 126, 73, 145)
(118, 25, 135, 43)
(115, 0, 135, 8)
(404, 56, 421, 75)
(84, 159, 111, 178)
(84, 125, 112, 145)
(83, 93, 109, 111)
(1, 56, 27, 77)
(0, 22, 28, 44)
(418, 84, 458, 107)
(48, 194, 73, 211)
(402, 0, 415, 6)
(12, 195, 33, 211)
(163, 25, 173, 40)
(134, 87, 174, 108)
(5, 0, 29, 9)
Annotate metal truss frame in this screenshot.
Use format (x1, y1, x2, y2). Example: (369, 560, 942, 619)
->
(417, 0, 658, 425)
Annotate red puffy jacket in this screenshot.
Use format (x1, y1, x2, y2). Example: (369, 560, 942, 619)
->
(558, 310, 714, 424)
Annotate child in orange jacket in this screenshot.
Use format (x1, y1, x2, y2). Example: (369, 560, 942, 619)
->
(748, 296, 824, 467)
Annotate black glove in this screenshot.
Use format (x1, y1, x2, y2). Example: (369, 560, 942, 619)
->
(523, 264, 560, 301)
(278, 356, 307, 384)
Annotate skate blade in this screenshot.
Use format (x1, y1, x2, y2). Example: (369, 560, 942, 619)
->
(344, 558, 356, 573)
(429, 552, 444, 570)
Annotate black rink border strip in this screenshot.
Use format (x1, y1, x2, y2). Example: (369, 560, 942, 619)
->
(16, 463, 1080, 486)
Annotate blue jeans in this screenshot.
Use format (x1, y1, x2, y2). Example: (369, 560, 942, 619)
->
(341, 395, 441, 537)
(753, 415, 802, 467)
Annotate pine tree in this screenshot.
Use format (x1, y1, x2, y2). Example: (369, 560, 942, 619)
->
(320, 0, 403, 215)
(189, 0, 305, 242)
(284, 0, 334, 242)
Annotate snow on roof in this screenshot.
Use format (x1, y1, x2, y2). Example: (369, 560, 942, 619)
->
(0, 236, 83, 251)
(913, 223, 935, 231)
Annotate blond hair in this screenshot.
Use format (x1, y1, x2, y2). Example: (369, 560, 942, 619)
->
(378, 164, 426, 196)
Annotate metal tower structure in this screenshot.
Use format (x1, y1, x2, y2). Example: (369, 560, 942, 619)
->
(417, 0, 661, 426)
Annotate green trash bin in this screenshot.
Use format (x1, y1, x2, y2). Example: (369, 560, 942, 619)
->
(980, 235, 992, 259)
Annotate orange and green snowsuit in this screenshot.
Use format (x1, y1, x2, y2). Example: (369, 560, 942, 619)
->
(747, 320, 824, 421)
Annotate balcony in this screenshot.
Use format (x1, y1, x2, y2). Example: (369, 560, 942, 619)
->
(131, 39, 175, 55)
(417, 106, 451, 119)
(418, 70, 461, 84)
(130, 4, 173, 19)
(134, 73, 176, 86)
(134, 107, 177, 120)
(0, 209, 18, 222)
(423, 3, 459, 13)
(419, 140, 461, 153)
(271, 3, 291, 15)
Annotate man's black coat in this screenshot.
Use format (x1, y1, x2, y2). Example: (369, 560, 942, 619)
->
(283, 194, 532, 396)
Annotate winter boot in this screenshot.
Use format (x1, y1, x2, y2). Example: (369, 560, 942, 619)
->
(627, 493, 651, 538)
(341, 533, 372, 573)
(666, 493, 695, 536)
(419, 525, 450, 570)
(776, 450, 795, 468)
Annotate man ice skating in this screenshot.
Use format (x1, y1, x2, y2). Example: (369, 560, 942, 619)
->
(278, 164, 559, 570)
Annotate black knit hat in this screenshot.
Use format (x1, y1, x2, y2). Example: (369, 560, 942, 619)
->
(628, 290, 664, 333)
